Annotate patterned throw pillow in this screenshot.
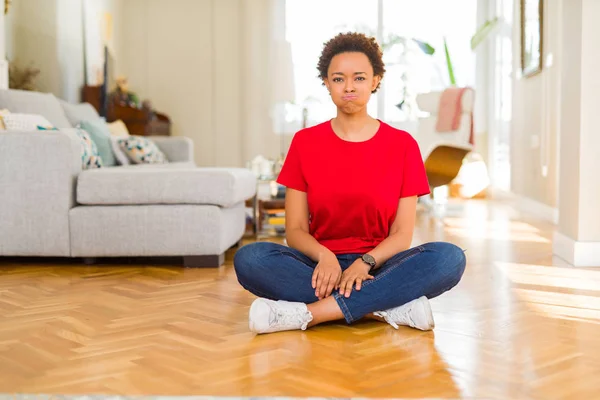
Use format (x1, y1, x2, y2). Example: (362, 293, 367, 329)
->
(2, 113, 54, 131)
(110, 136, 131, 165)
(74, 129, 103, 169)
(117, 136, 168, 164)
(78, 119, 117, 167)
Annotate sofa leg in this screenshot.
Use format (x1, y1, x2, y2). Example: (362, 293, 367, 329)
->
(184, 253, 224, 268)
(83, 257, 97, 265)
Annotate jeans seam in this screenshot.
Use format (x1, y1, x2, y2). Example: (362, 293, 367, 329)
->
(361, 247, 423, 288)
(279, 249, 316, 269)
(334, 293, 354, 323)
(427, 256, 466, 298)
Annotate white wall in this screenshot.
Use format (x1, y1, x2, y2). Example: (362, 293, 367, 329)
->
(577, 0, 600, 242)
(120, 0, 278, 167)
(56, 0, 85, 102)
(83, 0, 123, 85)
(556, 0, 580, 239)
(553, 0, 600, 266)
(6, 0, 69, 99)
(0, 0, 8, 89)
(121, 0, 216, 166)
(5, 0, 121, 102)
(510, 0, 560, 207)
(557, 0, 600, 242)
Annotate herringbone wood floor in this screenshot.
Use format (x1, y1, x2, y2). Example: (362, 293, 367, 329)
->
(1, 199, 599, 399)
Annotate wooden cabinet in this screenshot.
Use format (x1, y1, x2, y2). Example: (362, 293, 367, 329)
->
(82, 85, 171, 136)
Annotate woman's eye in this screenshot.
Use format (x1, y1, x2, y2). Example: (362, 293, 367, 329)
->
(356, 77, 365, 81)
(333, 78, 343, 83)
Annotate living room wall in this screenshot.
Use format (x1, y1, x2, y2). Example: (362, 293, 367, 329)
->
(119, 0, 280, 168)
(5, 0, 84, 103)
(5, 0, 122, 103)
(510, 0, 560, 208)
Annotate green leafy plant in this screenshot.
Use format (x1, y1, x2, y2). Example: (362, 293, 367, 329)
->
(442, 17, 501, 86)
(8, 62, 41, 91)
(443, 37, 456, 85)
(470, 17, 500, 50)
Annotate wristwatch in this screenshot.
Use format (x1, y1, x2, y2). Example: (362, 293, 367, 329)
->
(361, 254, 376, 270)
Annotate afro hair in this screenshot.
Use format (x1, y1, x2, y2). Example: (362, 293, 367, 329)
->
(317, 32, 386, 93)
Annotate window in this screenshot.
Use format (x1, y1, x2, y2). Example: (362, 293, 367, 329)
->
(285, 0, 477, 124)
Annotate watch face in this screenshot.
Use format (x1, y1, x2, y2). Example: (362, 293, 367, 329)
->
(362, 254, 376, 266)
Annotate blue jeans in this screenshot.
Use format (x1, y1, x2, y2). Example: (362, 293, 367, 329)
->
(233, 241, 466, 324)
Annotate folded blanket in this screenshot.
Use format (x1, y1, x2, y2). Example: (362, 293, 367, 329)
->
(435, 87, 475, 145)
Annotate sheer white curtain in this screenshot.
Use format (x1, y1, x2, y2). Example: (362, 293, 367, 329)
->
(285, 0, 477, 125)
(240, 0, 283, 162)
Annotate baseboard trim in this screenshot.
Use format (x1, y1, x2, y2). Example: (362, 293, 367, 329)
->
(553, 231, 600, 267)
(489, 187, 559, 224)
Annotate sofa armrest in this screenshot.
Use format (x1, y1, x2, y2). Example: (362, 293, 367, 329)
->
(151, 136, 194, 163)
(0, 130, 82, 256)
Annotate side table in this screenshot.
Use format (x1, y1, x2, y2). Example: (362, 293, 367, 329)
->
(249, 178, 286, 238)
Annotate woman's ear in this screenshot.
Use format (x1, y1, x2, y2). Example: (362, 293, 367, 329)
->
(372, 75, 381, 91)
(323, 78, 330, 93)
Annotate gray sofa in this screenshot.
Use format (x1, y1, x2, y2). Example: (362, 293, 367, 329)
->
(0, 89, 256, 267)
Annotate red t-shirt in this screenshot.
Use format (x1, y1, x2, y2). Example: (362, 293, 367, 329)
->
(277, 120, 430, 255)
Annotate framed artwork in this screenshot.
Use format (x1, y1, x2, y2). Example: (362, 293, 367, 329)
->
(520, 0, 543, 77)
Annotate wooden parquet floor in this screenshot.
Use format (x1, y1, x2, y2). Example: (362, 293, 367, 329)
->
(1, 199, 599, 399)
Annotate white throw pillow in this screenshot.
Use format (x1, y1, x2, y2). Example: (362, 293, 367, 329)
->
(2, 113, 53, 131)
(0, 109, 10, 130)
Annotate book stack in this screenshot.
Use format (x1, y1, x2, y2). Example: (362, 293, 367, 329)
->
(260, 199, 286, 236)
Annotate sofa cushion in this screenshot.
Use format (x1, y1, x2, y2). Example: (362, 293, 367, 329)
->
(69, 203, 246, 257)
(0, 89, 72, 128)
(77, 165, 257, 207)
(60, 100, 100, 126)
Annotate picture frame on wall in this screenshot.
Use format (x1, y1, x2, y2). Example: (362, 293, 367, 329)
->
(520, 0, 543, 78)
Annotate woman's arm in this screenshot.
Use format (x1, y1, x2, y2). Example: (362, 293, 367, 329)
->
(285, 188, 342, 299)
(285, 188, 335, 262)
(366, 195, 418, 268)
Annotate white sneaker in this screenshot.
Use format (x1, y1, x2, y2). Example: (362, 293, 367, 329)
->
(373, 296, 435, 331)
(249, 298, 313, 334)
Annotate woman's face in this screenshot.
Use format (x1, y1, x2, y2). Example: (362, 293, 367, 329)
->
(324, 51, 381, 115)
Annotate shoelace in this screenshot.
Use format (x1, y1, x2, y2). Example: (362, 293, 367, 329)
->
(373, 311, 399, 329)
(374, 304, 415, 330)
(271, 308, 312, 331)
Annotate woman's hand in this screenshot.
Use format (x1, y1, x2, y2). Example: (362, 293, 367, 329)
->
(312, 253, 342, 300)
(337, 260, 374, 298)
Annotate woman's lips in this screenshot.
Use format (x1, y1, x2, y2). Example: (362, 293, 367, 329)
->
(342, 94, 358, 101)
